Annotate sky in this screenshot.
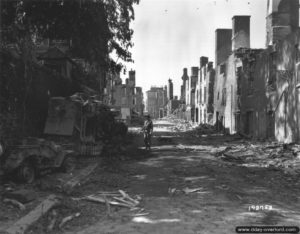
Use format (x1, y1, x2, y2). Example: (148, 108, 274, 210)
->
(121, 0, 267, 97)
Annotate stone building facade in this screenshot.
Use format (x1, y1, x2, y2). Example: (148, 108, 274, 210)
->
(213, 0, 300, 143)
(105, 70, 144, 121)
(180, 68, 188, 103)
(167, 78, 174, 100)
(195, 57, 215, 124)
(185, 67, 198, 121)
(146, 87, 167, 119)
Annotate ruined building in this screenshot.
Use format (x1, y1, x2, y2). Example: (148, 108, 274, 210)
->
(180, 68, 188, 103)
(146, 87, 167, 119)
(264, 0, 300, 142)
(266, 0, 299, 46)
(214, 28, 233, 131)
(195, 57, 215, 124)
(105, 70, 144, 121)
(166, 96, 180, 116)
(214, 15, 266, 134)
(213, 0, 300, 143)
(167, 78, 174, 100)
(185, 67, 198, 121)
(166, 78, 181, 116)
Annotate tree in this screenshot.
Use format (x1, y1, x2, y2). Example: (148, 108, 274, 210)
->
(1, 0, 139, 69)
(0, 0, 139, 137)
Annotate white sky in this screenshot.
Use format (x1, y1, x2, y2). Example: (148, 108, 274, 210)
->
(121, 0, 267, 97)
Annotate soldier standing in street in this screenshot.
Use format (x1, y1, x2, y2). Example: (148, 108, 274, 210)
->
(142, 115, 153, 150)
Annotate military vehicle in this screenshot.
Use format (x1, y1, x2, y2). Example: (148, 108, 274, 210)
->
(0, 92, 127, 183)
(1, 138, 75, 183)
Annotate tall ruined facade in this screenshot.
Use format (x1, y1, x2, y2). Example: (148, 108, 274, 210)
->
(265, 0, 300, 142)
(214, 16, 252, 133)
(195, 57, 215, 124)
(214, 29, 232, 131)
(213, 0, 300, 143)
(266, 0, 299, 47)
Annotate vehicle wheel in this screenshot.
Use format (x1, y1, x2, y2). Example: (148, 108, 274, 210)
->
(18, 163, 35, 183)
(61, 156, 76, 173)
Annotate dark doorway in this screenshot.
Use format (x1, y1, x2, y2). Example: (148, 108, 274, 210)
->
(245, 111, 253, 135)
(159, 109, 164, 118)
(195, 108, 199, 123)
(267, 111, 275, 139)
(216, 112, 219, 130)
(235, 113, 241, 133)
(191, 108, 195, 122)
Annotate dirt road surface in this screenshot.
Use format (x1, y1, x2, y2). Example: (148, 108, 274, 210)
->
(67, 119, 300, 234)
(1, 119, 299, 234)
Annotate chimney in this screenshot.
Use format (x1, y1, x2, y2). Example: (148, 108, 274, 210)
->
(191, 67, 199, 77)
(232, 16, 250, 51)
(207, 62, 213, 70)
(168, 78, 174, 100)
(266, 0, 299, 46)
(215, 29, 232, 65)
(200, 56, 208, 67)
(191, 67, 198, 90)
(128, 70, 136, 87)
(182, 68, 188, 81)
(129, 70, 135, 79)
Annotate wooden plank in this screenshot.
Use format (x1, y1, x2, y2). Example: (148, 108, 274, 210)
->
(5, 195, 59, 234)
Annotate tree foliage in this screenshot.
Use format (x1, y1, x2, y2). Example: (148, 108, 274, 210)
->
(1, 0, 139, 68)
(0, 0, 139, 138)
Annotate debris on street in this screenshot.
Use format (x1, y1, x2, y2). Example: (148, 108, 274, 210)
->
(193, 123, 216, 136)
(3, 198, 26, 211)
(161, 116, 194, 132)
(168, 187, 204, 195)
(75, 190, 141, 209)
(132, 212, 149, 217)
(46, 210, 58, 232)
(182, 187, 203, 194)
(216, 142, 300, 175)
(58, 212, 81, 229)
(3, 189, 37, 204)
(5, 195, 59, 234)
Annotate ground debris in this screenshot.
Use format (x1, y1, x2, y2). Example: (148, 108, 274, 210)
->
(74, 190, 141, 209)
(5, 195, 59, 234)
(46, 210, 57, 232)
(193, 123, 216, 135)
(168, 187, 204, 195)
(216, 141, 300, 175)
(182, 187, 203, 194)
(161, 116, 194, 132)
(58, 212, 81, 229)
(3, 198, 26, 211)
(3, 189, 37, 204)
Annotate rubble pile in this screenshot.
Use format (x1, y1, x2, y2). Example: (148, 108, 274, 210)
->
(162, 116, 217, 135)
(217, 142, 300, 175)
(162, 116, 193, 132)
(193, 123, 216, 136)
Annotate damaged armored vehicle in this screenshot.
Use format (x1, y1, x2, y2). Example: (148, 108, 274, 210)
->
(0, 138, 75, 183)
(0, 93, 127, 183)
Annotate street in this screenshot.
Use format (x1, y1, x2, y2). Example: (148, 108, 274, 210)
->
(79, 120, 300, 234)
(0, 118, 296, 234)
(65, 119, 300, 234)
